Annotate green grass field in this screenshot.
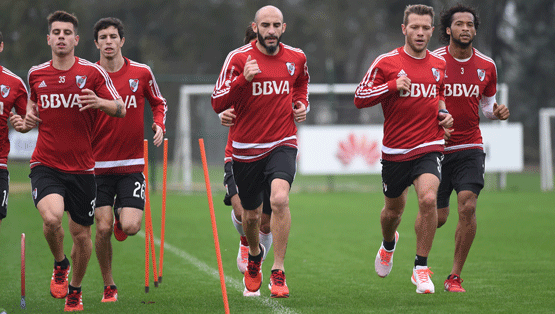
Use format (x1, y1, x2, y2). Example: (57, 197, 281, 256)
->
(1, 162, 554, 313)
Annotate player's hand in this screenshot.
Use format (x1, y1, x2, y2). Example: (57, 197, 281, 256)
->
(220, 108, 236, 127)
(9, 112, 28, 132)
(396, 76, 411, 92)
(152, 123, 163, 147)
(293, 101, 307, 123)
(23, 103, 41, 130)
(493, 103, 510, 120)
(78, 89, 102, 111)
(243, 55, 260, 82)
(443, 127, 454, 144)
(438, 112, 453, 129)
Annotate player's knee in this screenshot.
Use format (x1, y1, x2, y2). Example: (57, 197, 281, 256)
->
(122, 221, 141, 235)
(95, 220, 112, 238)
(418, 193, 437, 211)
(43, 215, 63, 232)
(459, 202, 476, 218)
(270, 193, 289, 212)
(71, 228, 91, 244)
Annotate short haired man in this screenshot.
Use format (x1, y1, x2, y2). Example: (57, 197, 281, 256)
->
(10, 11, 125, 311)
(354, 4, 453, 294)
(212, 6, 309, 298)
(0, 30, 28, 229)
(91, 16, 167, 302)
(433, 4, 509, 292)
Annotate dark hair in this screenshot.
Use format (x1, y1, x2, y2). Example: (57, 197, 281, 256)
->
(244, 24, 256, 44)
(439, 4, 480, 44)
(0, 31, 3, 43)
(93, 17, 125, 41)
(47, 11, 78, 34)
(403, 4, 434, 26)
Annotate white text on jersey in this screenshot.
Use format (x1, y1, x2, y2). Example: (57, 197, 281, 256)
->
(444, 84, 480, 98)
(252, 80, 290, 96)
(40, 94, 81, 108)
(399, 84, 437, 98)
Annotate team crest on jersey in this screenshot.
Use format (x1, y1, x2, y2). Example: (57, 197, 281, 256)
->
(286, 62, 295, 76)
(76, 75, 87, 89)
(0, 85, 10, 98)
(431, 68, 441, 82)
(477, 69, 486, 82)
(129, 79, 139, 92)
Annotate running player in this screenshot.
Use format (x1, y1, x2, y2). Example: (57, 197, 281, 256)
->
(433, 4, 509, 292)
(10, 11, 124, 312)
(91, 17, 167, 302)
(354, 4, 453, 294)
(0, 30, 28, 229)
(212, 5, 309, 298)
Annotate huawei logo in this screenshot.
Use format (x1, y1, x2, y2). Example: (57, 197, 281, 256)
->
(336, 133, 380, 166)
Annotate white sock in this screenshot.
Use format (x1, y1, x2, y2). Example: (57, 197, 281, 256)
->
(231, 209, 245, 237)
(259, 231, 273, 261)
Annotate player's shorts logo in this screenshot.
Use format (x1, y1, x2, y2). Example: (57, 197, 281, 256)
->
(129, 79, 139, 92)
(477, 69, 486, 82)
(431, 68, 441, 82)
(32, 188, 37, 200)
(76, 75, 87, 89)
(1, 85, 10, 98)
(286, 62, 295, 76)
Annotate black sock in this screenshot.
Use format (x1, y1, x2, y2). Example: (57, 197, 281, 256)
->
(248, 244, 264, 262)
(104, 285, 117, 290)
(55, 256, 70, 268)
(68, 285, 81, 294)
(414, 255, 428, 267)
(383, 239, 396, 251)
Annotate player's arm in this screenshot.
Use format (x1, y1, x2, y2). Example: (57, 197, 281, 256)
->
(354, 63, 398, 109)
(292, 56, 310, 123)
(211, 53, 250, 114)
(78, 89, 125, 118)
(144, 69, 167, 147)
(480, 95, 510, 120)
(11, 99, 40, 133)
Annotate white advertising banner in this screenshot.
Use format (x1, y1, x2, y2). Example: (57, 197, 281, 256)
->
(298, 123, 523, 175)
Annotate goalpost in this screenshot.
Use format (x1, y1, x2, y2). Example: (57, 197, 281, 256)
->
(539, 108, 555, 191)
(174, 83, 514, 192)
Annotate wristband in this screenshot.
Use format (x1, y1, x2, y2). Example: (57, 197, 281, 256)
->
(438, 109, 449, 114)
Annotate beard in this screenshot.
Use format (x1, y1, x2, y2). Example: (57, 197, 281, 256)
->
(452, 35, 473, 48)
(257, 31, 281, 54)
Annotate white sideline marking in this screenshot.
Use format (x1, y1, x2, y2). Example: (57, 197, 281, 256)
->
(138, 231, 298, 314)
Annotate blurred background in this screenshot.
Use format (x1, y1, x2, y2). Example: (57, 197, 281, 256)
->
(1, 0, 553, 191)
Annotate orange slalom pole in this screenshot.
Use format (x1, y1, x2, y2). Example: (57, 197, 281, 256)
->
(144, 140, 159, 288)
(159, 138, 168, 283)
(199, 139, 230, 314)
(144, 140, 150, 293)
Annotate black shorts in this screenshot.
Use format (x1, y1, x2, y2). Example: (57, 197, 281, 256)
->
(96, 173, 146, 210)
(381, 152, 443, 199)
(223, 161, 271, 215)
(232, 146, 297, 210)
(437, 149, 486, 209)
(29, 166, 96, 226)
(0, 169, 9, 219)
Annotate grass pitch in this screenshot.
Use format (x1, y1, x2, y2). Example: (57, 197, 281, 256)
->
(0, 163, 554, 313)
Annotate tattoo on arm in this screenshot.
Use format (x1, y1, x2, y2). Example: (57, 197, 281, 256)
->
(115, 100, 123, 117)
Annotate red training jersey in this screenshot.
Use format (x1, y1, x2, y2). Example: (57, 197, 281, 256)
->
(212, 41, 310, 162)
(28, 57, 121, 174)
(0, 66, 28, 169)
(433, 46, 497, 153)
(354, 47, 446, 162)
(92, 57, 167, 175)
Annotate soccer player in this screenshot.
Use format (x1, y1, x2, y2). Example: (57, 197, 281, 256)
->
(10, 11, 125, 311)
(354, 4, 453, 294)
(212, 5, 309, 298)
(91, 17, 167, 302)
(0, 31, 28, 229)
(218, 25, 274, 293)
(433, 4, 510, 292)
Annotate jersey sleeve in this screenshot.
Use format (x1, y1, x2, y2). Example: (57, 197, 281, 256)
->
(143, 67, 167, 133)
(292, 54, 310, 109)
(354, 60, 397, 109)
(92, 64, 121, 101)
(211, 52, 249, 114)
(14, 80, 28, 116)
(483, 63, 497, 97)
(28, 70, 37, 103)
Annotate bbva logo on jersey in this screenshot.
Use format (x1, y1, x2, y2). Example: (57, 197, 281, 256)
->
(252, 80, 290, 96)
(129, 79, 139, 92)
(399, 84, 437, 98)
(0, 85, 10, 98)
(40, 94, 82, 108)
(76, 75, 87, 89)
